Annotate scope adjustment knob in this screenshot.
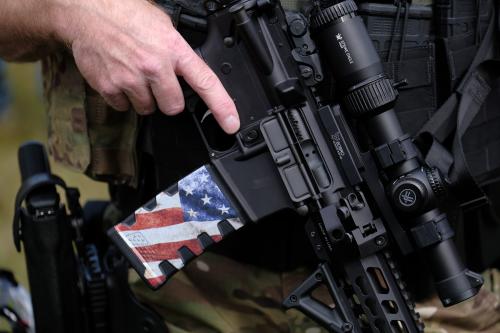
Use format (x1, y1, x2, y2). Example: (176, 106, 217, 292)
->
(391, 177, 427, 214)
(425, 167, 447, 198)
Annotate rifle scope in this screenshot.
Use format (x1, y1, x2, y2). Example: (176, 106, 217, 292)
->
(310, 0, 483, 306)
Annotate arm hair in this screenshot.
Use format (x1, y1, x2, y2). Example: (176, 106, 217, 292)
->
(0, 0, 64, 61)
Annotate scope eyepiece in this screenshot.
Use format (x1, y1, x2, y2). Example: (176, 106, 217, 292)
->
(425, 239, 484, 306)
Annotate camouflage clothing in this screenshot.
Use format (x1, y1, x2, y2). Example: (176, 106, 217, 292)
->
(132, 252, 500, 333)
(43, 51, 90, 171)
(131, 252, 329, 333)
(417, 269, 500, 333)
(42, 52, 139, 186)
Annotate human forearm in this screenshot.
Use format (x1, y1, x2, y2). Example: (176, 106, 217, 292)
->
(0, 0, 240, 133)
(0, 0, 64, 61)
(0, 0, 143, 61)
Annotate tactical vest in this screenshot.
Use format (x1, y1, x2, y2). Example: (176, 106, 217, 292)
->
(43, 0, 500, 268)
(357, 0, 500, 269)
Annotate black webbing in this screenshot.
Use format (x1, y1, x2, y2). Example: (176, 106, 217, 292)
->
(418, 4, 497, 141)
(416, 3, 499, 208)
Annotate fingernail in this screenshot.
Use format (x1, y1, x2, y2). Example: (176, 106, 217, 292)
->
(223, 115, 240, 134)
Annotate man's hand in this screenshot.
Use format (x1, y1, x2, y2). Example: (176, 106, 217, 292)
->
(0, 0, 240, 134)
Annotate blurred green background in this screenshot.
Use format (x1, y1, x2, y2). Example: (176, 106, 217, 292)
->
(0, 62, 107, 288)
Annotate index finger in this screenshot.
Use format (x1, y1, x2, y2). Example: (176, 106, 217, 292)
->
(174, 41, 240, 134)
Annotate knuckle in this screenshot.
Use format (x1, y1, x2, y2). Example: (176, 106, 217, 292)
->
(140, 56, 163, 78)
(136, 108, 154, 116)
(99, 82, 120, 100)
(133, 103, 154, 115)
(175, 46, 195, 69)
(116, 75, 139, 92)
(164, 100, 185, 114)
(167, 33, 188, 58)
(135, 97, 155, 111)
(107, 99, 129, 111)
(194, 70, 218, 92)
(212, 99, 235, 114)
(168, 32, 184, 51)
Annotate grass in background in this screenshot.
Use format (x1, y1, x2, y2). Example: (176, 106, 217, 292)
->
(0, 62, 107, 289)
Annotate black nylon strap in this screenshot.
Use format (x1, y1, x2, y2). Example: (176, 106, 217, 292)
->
(449, 60, 500, 208)
(416, 6, 499, 208)
(418, 4, 497, 141)
(416, 132, 454, 177)
(418, 93, 458, 143)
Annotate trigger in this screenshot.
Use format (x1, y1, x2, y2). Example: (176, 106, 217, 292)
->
(201, 110, 213, 123)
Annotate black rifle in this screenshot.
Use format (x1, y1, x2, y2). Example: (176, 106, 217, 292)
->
(105, 0, 482, 331)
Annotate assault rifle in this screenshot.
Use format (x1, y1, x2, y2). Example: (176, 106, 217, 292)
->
(109, 0, 484, 331)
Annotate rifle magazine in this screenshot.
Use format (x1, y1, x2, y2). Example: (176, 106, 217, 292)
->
(108, 165, 246, 289)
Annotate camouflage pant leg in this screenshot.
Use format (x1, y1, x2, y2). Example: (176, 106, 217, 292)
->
(132, 252, 500, 333)
(131, 252, 328, 333)
(416, 269, 500, 333)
